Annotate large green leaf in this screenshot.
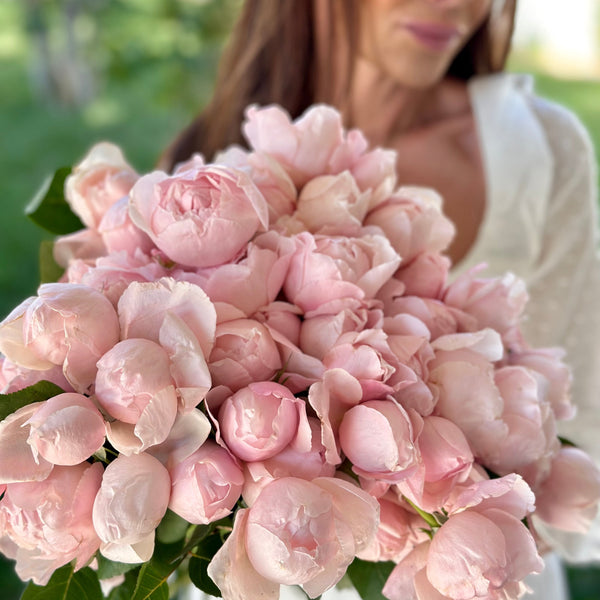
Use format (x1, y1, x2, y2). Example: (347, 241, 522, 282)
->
(25, 167, 84, 235)
(188, 532, 222, 597)
(0, 380, 65, 422)
(95, 554, 140, 580)
(107, 569, 141, 600)
(20, 565, 102, 600)
(39, 240, 64, 284)
(131, 523, 216, 600)
(346, 558, 396, 600)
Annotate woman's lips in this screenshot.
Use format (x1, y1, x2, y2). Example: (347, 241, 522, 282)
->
(402, 22, 461, 51)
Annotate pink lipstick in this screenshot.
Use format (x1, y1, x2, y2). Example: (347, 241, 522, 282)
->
(403, 22, 460, 52)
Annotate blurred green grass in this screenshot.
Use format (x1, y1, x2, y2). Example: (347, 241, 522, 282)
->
(0, 2, 599, 599)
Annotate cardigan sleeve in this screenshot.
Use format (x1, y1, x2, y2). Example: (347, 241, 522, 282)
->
(523, 96, 600, 562)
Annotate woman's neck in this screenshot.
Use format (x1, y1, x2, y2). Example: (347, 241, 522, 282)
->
(347, 57, 468, 147)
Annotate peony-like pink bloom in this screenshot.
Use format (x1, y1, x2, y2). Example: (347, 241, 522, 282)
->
(0, 462, 103, 585)
(394, 252, 450, 300)
(0, 404, 53, 484)
(444, 266, 528, 337)
(0, 283, 120, 393)
(396, 415, 474, 513)
(128, 164, 268, 268)
(358, 496, 428, 563)
(98, 196, 155, 256)
(93, 453, 171, 563)
(207, 509, 280, 600)
(429, 330, 509, 459)
(339, 399, 420, 483)
(534, 447, 600, 533)
(218, 382, 311, 462)
(118, 277, 216, 358)
(208, 476, 379, 598)
(300, 303, 383, 361)
(294, 171, 370, 236)
(215, 146, 297, 222)
(208, 318, 281, 391)
(242, 417, 336, 505)
(53, 229, 107, 269)
(364, 187, 455, 264)
(384, 474, 543, 600)
(508, 346, 574, 421)
(481, 366, 558, 479)
(65, 142, 138, 230)
(243, 104, 346, 187)
(191, 231, 295, 317)
(66, 251, 169, 308)
(25, 393, 106, 466)
(285, 232, 401, 315)
(169, 440, 244, 524)
(0, 358, 71, 394)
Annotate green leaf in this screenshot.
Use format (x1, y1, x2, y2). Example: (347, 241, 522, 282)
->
(0, 380, 65, 421)
(346, 558, 396, 600)
(39, 240, 64, 284)
(95, 554, 140, 580)
(131, 522, 219, 600)
(25, 167, 84, 235)
(156, 510, 190, 545)
(20, 564, 103, 600)
(188, 533, 223, 597)
(107, 569, 141, 600)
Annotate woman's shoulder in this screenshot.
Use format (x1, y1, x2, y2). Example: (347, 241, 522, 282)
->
(469, 72, 595, 165)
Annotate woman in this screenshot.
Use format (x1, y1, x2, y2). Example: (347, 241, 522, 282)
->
(164, 1, 600, 598)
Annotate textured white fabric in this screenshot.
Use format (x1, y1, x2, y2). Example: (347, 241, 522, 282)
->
(193, 72, 600, 599)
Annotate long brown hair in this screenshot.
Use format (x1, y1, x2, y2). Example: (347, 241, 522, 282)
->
(160, 0, 517, 170)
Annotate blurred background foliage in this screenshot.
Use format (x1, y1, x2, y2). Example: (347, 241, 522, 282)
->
(0, 1, 599, 598)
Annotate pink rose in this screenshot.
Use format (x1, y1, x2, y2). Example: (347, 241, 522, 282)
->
(208, 476, 379, 598)
(208, 318, 281, 391)
(168, 440, 244, 524)
(242, 417, 336, 505)
(300, 303, 383, 361)
(242, 104, 346, 187)
(308, 368, 364, 465)
(284, 232, 400, 315)
(66, 251, 168, 307)
(93, 453, 171, 563)
(358, 496, 427, 562)
(397, 415, 474, 512)
(534, 447, 600, 533)
(215, 146, 297, 221)
(429, 331, 509, 458)
(0, 359, 71, 394)
(508, 346, 573, 421)
(95, 338, 178, 454)
(128, 164, 268, 268)
(364, 187, 455, 264)
(65, 142, 138, 229)
(0, 462, 103, 585)
(339, 399, 420, 482)
(384, 475, 543, 600)
(53, 229, 107, 269)
(218, 382, 311, 462)
(191, 231, 295, 316)
(25, 393, 106, 466)
(444, 266, 528, 336)
(393, 252, 450, 299)
(294, 171, 370, 235)
(0, 283, 120, 393)
(117, 279, 216, 406)
(98, 196, 155, 256)
(0, 404, 53, 484)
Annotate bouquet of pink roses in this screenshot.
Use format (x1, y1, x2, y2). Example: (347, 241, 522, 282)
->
(1, 104, 599, 600)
